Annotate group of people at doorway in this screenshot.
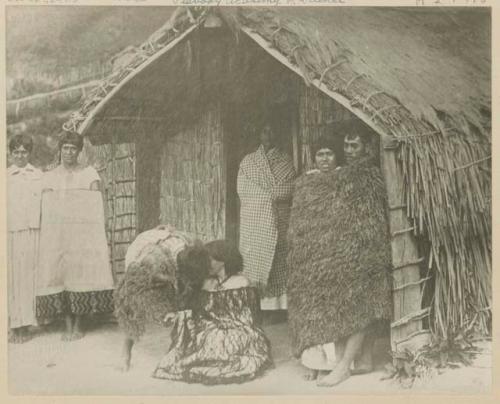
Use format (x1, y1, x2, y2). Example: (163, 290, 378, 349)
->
(7, 132, 114, 343)
(7, 118, 392, 388)
(235, 120, 393, 386)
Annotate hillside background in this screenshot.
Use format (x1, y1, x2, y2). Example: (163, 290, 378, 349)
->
(6, 6, 174, 167)
(7, 6, 174, 98)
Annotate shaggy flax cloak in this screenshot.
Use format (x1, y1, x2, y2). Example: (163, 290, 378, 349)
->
(287, 157, 392, 357)
(114, 228, 208, 341)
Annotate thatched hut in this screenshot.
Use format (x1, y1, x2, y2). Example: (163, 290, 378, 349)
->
(64, 7, 491, 353)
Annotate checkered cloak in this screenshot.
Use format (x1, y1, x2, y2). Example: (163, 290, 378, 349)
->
(237, 146, 296, 295)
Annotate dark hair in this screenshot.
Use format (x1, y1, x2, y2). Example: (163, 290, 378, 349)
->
(258, 109, 280, 134)
(176, 241, 211, 309)
(9, 134, 33, 153)
(342, 120, 371, 145)
(177, 241, 211, 288)
(312, 135, 336, 157)
(205, 240, 243, 277)
(59, 131, 84, 151)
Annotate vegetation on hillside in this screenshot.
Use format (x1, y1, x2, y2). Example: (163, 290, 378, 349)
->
(7, 6, 174, 99)
(6, 6, 175, 167)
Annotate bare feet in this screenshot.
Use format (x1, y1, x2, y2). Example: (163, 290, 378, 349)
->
(351, 363, 373, 375)
(62, 329, 84, 341)
(120, 359, 131, 372)
(316, 369, 333, 381)
(352, 332, 375, 375)
(9, 328, 32, 344)
(317, 366, 351, 387)
(71, 331, 84, 341)
(303, 369, 319, 381)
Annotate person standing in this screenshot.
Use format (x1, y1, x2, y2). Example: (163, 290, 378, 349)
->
(7, 135, 42, 343)
(237, 123, 296, 315)
(36, 131, 114, 341)
(287, 125, 392, 387)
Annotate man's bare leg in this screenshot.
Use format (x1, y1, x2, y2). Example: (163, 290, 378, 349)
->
(353, 331, 375, 375)
(62, 314, 73, 341)
(335, 338, 346, 362)
(71, 315, 84, 340)
(121, 337, 134, 372)
(317, 330, 365, 387)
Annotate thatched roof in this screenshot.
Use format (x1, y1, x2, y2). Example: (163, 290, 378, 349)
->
(64, 6, 491, 337)
(66, 7, 490, 135)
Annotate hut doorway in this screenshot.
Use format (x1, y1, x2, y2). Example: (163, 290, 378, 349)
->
(222, 33, 301, 247)
(224, 101, 297, 248)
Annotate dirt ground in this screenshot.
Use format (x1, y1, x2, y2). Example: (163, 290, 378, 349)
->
(8, 317, 492, 395)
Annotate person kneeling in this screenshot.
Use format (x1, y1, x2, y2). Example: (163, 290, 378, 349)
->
(153, 240, 273, 385)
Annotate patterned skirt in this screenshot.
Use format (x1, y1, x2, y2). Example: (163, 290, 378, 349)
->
(153, 287, 273, 384)
(36, 190, 115, 318)
(36, 289, 114, 318)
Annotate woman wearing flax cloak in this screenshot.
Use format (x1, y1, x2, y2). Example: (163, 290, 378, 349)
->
(237, 123, 296, 314)
(287, 126, 392, 387)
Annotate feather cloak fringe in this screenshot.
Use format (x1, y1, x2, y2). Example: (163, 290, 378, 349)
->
(287, 157, 393, 357)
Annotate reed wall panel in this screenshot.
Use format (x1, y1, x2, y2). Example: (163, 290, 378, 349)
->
(85, 141, 136, 280)
(160, 106, 225, 242)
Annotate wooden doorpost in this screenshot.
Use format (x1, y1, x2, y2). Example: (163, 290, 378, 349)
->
(291, 101, 301, 174)
(109, 133, 117, 284)
(381, 141, 431, 353)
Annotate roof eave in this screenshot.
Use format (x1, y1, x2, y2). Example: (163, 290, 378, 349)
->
(240, 27, 393, 142)
(77, 23, 201, 138)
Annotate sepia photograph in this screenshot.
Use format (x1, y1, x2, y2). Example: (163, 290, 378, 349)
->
(4, 1, 493, 396)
